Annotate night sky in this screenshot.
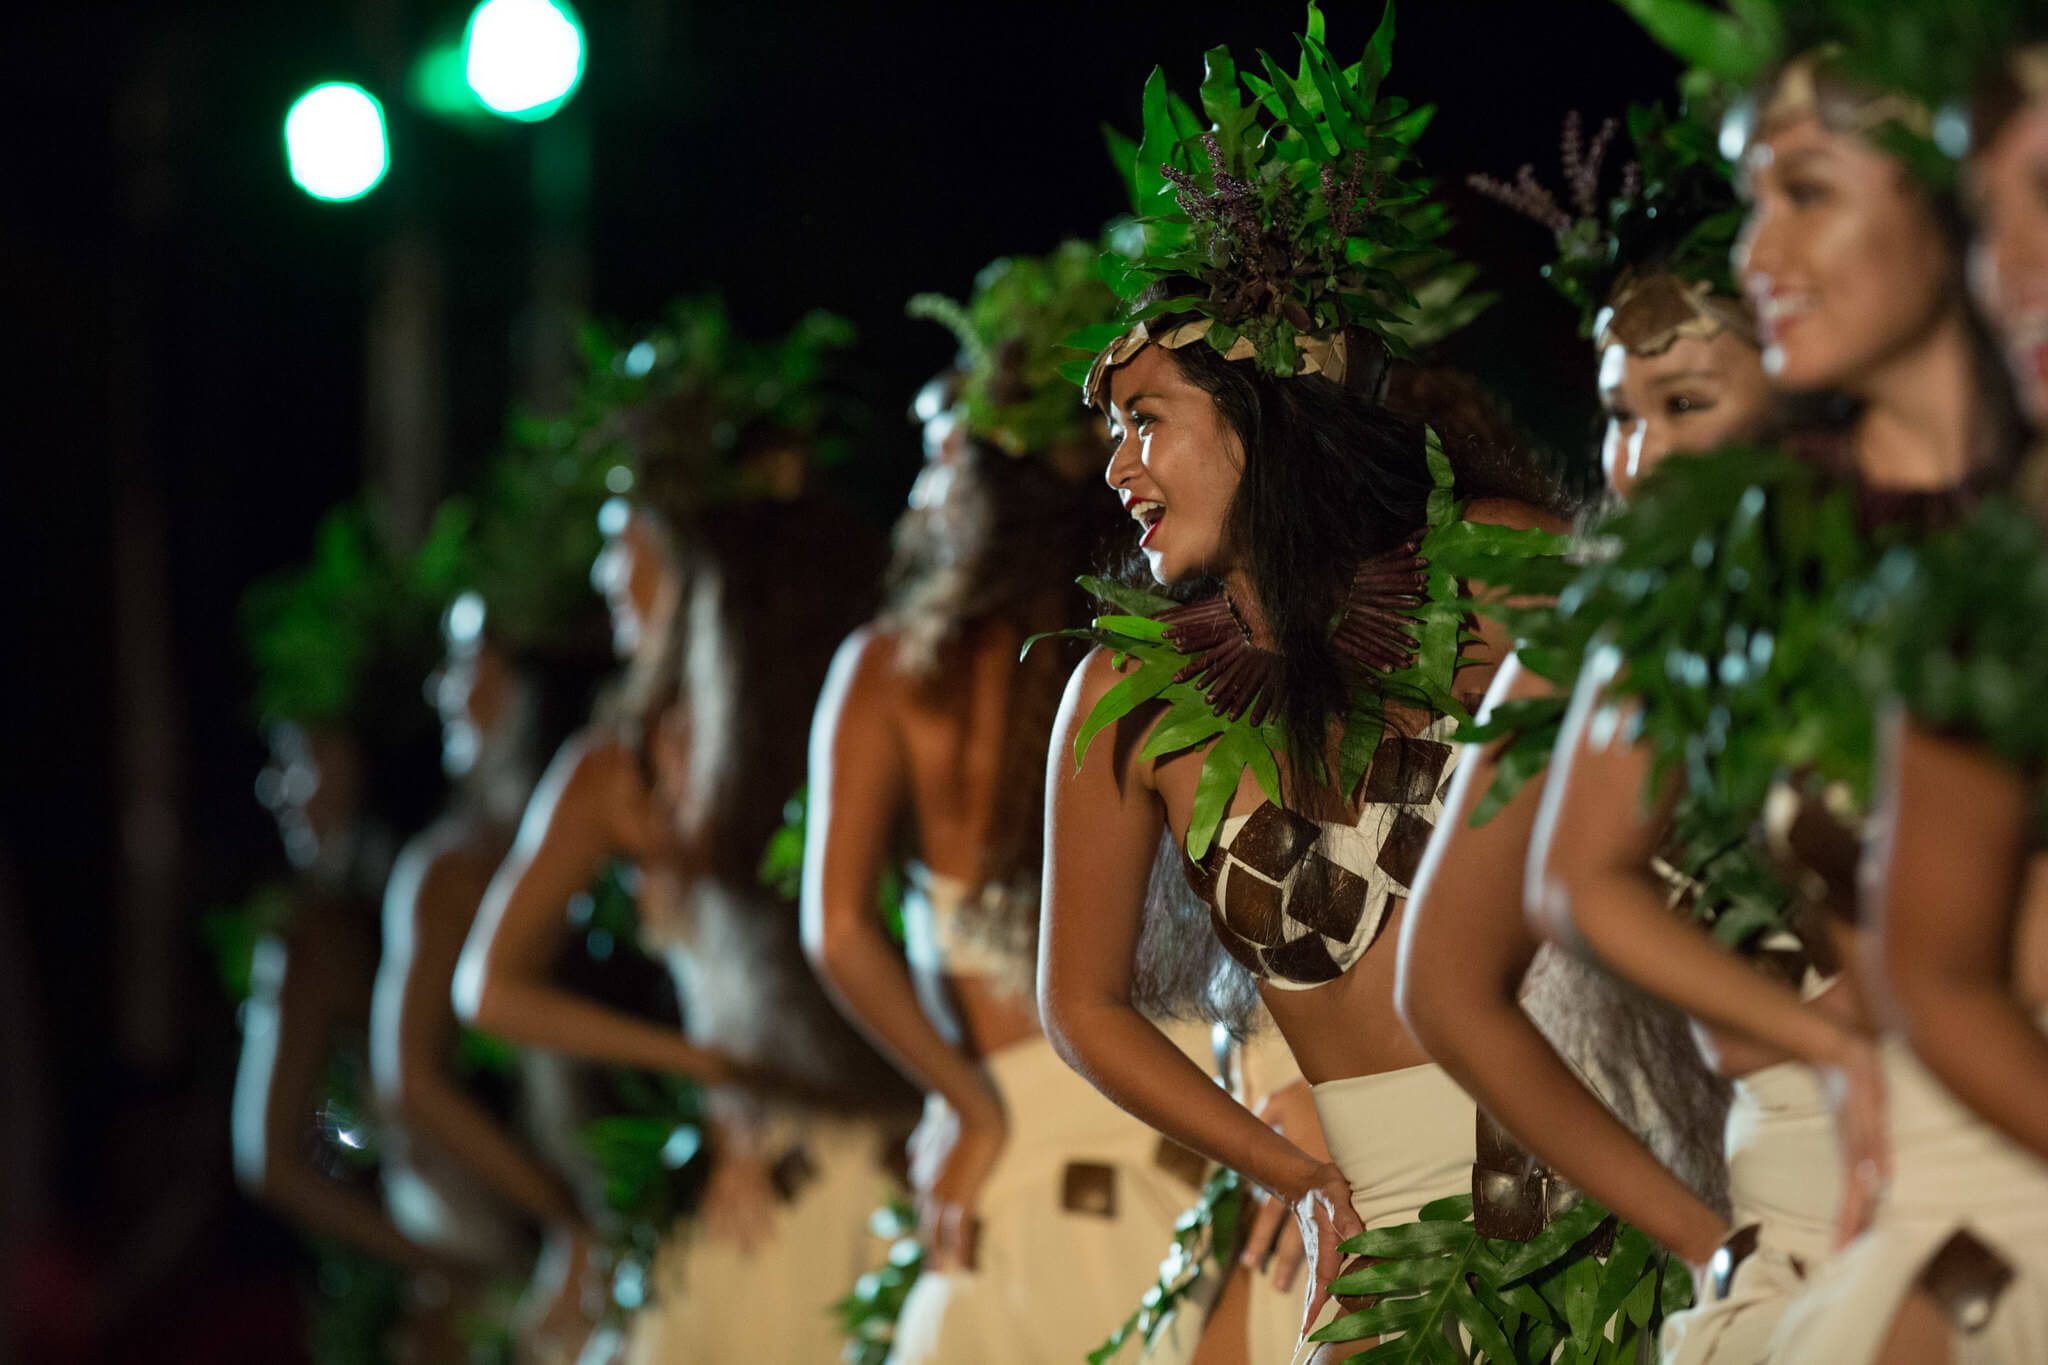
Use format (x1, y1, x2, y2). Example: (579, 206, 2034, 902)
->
(3, 1, 1675, 1354)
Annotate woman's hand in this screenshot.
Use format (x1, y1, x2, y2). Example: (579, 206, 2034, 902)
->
(1239, 1080, 1326, 1293)
(700, 1145, 780, 1255)
(907, 1094, 1007, 1273)
(1819, 1031, 1888, 1247)
(1291, 1161, 1364, 1338)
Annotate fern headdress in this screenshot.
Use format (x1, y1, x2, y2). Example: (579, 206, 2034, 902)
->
(1471, 104, 1753, 358)
(907, 240, 1116, 471)
(1075, 2, 1485, 406)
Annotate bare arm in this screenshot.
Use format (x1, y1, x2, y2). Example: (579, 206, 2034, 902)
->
(373, 836, 583, 1228)
(1875, 715, 2048, 1159)
(232, 914, 439, 1269)
(1039, 650, 1320, 1202)
(801, 628, 1002, 1126)
(453, 734, 736, 1081)
(1528, 644, 1863, 1071)
(1399, 656, 1726, 1264)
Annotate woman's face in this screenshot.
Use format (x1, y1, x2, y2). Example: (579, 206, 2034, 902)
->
(1736, 117, 1954, 392)
(429, 636, 513, 777)
(1968, 102, 2048, 428)
(1598, 329, 1774, 497)
(1102, 344, 1245, 585)
(906, 375, 968, 513)
(590, 509, 673, 660)
(255, 722, 361, 869)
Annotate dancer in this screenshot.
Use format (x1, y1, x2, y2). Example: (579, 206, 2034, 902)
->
(231, 507, 461, 1352)
(805, 241, 1212, 1363)
(1037, 11, 1624, 1361)
(454, 302, 918, 1364)
(373, 559, 611, 1363)
(1523, 10, 2022, 1361)
(1771, 20, 2048, 1363)
(1400, 102, 1766, 1336)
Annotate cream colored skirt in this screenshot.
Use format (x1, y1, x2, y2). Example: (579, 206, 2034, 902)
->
(1769, 1036, 2048, 1363)
(1289, 1061, 1477, 1364)
(1658, 1059, 1840, 1363)
(888, 1029, 1212, 1364)
(622, 1113, 896, 1365)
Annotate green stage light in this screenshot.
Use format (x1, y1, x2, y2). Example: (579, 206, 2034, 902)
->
(463, 0, 586, 122)
(284, 82, 390, 202)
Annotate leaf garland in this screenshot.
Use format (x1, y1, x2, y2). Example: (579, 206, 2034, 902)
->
(1444, 444, 1898, 951)
(1092, 1167, 1246, 1364)
(1079, 2, 1489, 384)
(834, 1201, 927, 1365)
(1867, 494, 2048, 830)
(1058, 432, 1563, 861)
(1311, 1194, 1690, 1362)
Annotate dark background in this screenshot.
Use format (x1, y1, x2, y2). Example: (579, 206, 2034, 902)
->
(1, 2, 1674, 1358)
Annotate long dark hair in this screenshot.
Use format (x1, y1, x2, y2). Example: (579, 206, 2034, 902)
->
(882, 437, 1120, 895)
(1133, 326, 1565, 780)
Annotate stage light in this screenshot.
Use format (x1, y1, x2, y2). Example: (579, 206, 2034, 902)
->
(283, 82, 390, 202)
(463, 0, 586, 122)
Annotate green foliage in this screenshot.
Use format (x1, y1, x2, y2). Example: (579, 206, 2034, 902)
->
(908, 240, 1118, 456)
(1312, 1195, 1685, 1362)
(1092, 1167, 1245, 1363)
(1453, 445, 1897, 951)
(563, 296, 861, 508)
(1610, 0, 2033, 180)
(1060, 435, 1562, 860)
(1869, 496, 2048, 829)
(1096, 2, 1487, 378)
(835, 1201, 926, 1365)
(204, 882, 295, 1003)
(305, 1240, 409, 1365)
(1472, 103, 1743, 340)
(243, 501, 467, 730)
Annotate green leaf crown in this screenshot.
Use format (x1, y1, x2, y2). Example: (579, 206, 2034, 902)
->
(562, 296, 859, 515)
(1077, 1, 1484, 386)
(243, 501, 467, 732)
(1610, 0, 2013, 185)
(907, 239, 1118, 460)
(1469, 103, 1745, 342)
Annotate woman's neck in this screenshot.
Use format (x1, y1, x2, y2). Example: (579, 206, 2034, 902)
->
(1851, 305, 1979, 491)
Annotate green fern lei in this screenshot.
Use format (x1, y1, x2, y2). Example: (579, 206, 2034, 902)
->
(1091, 1167, 1247, 1364)
(1057, 433, 1566, 862)
(1452, 444, 1898, 952)
(1310, 1194, 1691, 1362)
(831, 1201, 926, 1365)
(1869, 495, 2048, 832)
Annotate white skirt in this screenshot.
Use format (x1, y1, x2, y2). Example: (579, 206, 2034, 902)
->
(1289, 1061, 1477, 1363)
(887, 1029, 1211, 1364)
(1769, 1034, 2048, 1363)
(1659, 1059, 1840, 1363)
(622, 1112, 897, 1365)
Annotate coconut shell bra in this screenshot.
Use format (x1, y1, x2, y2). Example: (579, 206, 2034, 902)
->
(1187, 714, 1460, 989)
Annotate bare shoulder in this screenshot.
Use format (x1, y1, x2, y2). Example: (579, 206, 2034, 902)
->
(1462, 497, 1571, 536)
(388, 820, 496, 933)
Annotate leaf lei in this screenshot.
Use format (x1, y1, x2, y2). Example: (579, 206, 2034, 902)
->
(1450, 445, 1896, 951)
(1061, 432, 1561, 861)
(1091, 1167, 1246, 1363)
(833, 1201, 926, 1365)
(1867, 494, 2048, 831)
(1312, 1194, 1691, 1361)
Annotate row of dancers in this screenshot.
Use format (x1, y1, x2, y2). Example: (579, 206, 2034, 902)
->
(227, 2, 2048, 1362)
